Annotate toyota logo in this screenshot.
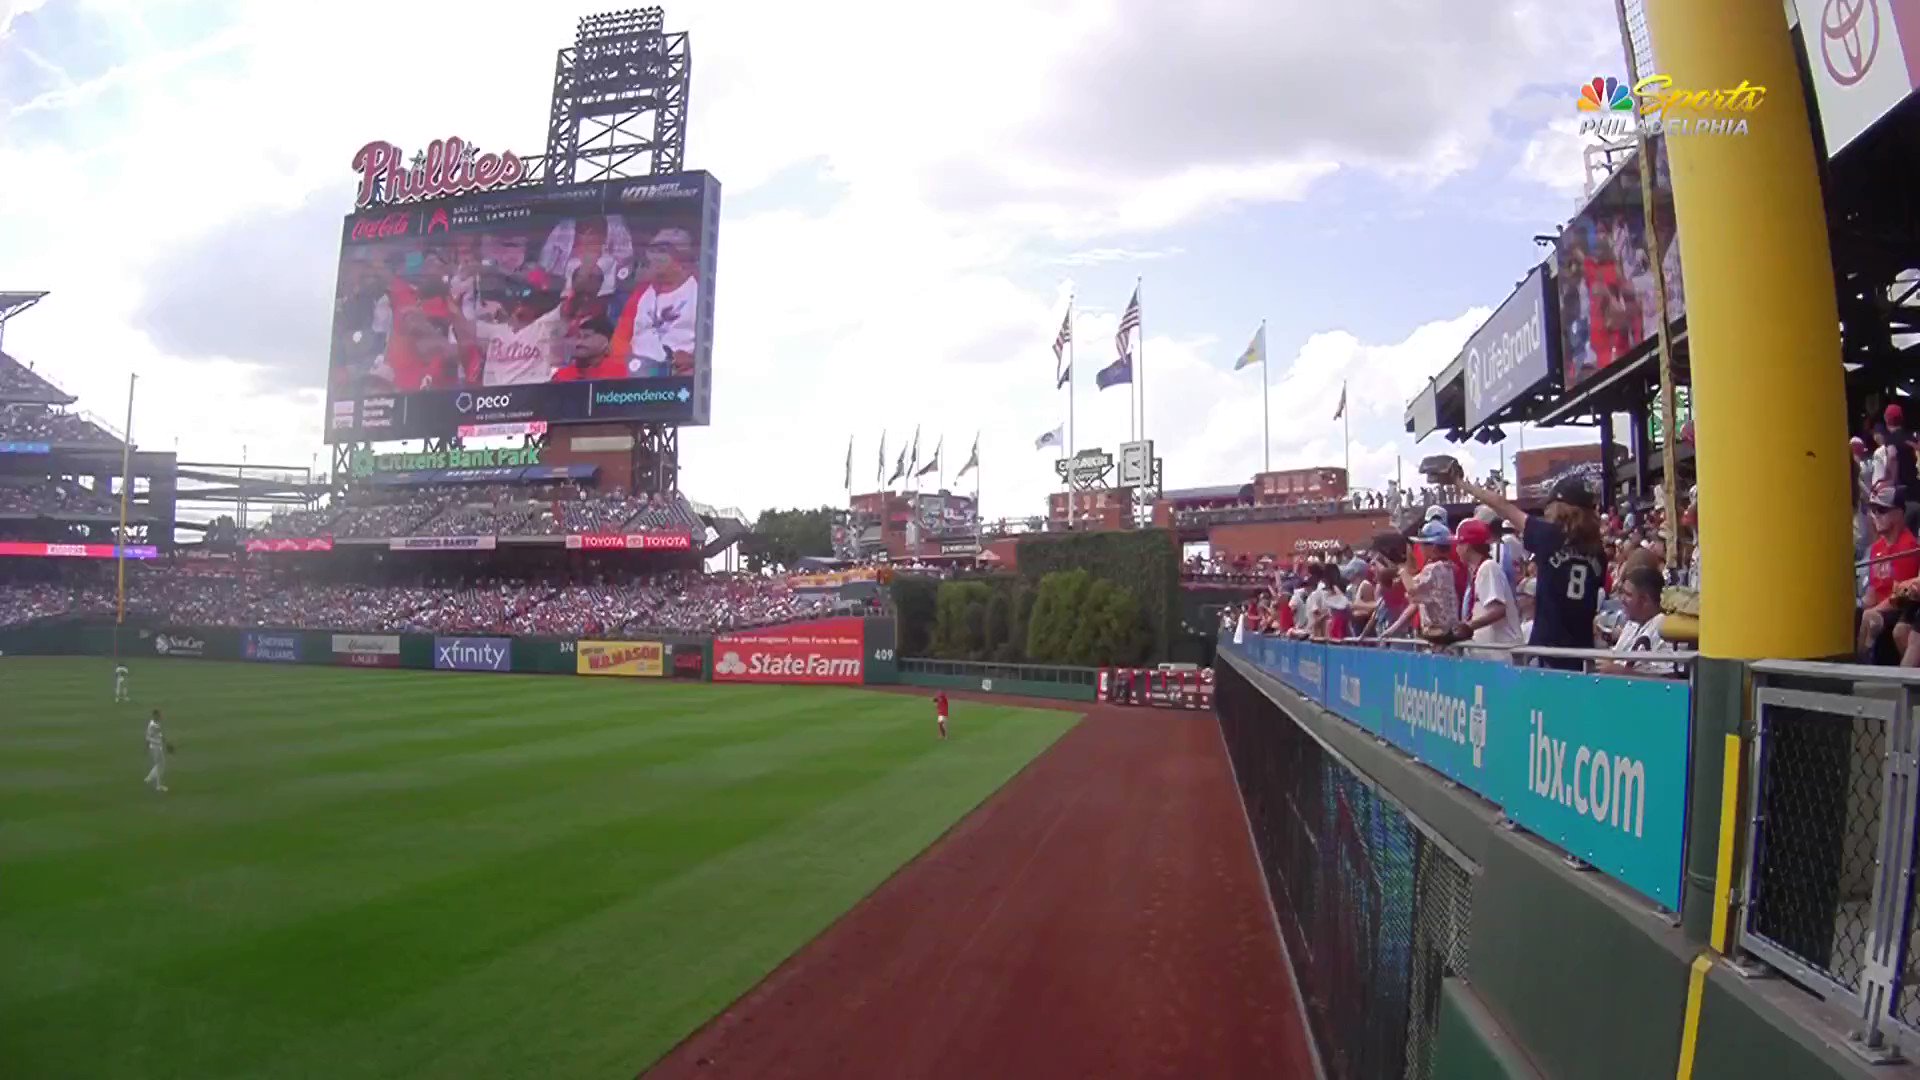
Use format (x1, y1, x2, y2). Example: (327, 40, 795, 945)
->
(1821, 0, 1881, 86)
(455, 392, 474, 413)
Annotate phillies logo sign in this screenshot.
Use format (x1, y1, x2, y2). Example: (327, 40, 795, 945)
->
(352, 136, 527, 210)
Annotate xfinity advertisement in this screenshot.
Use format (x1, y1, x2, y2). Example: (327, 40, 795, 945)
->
(434, 636, 513, 672)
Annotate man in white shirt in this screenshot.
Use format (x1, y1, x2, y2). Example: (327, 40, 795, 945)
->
(1454, 518, 1524, 649)
(144, 709, 170, 793)
(472, 270, 567, 386)
(114, 663, 129, 703)
(612, 228, 700, 379)
(1600, 565, 1678, 676)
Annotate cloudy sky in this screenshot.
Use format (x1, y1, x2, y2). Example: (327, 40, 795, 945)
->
(0, 0, 1624, 523)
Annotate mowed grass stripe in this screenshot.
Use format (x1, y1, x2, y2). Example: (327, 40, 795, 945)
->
(0, 691, 927, 908)
(0, 659, 1077, 1080)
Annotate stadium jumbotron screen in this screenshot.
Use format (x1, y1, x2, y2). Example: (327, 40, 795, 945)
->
(325, 172, 719, 442)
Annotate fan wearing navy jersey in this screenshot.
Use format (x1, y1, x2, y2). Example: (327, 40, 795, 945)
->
(1456, 469, 1607, 664)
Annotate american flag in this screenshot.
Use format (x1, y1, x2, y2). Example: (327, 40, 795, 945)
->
(1115, 286, 1140, 354)
(1052, 311, 1072, 360)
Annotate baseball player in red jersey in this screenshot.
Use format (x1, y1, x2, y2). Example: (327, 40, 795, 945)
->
(934, 691, 948, 740)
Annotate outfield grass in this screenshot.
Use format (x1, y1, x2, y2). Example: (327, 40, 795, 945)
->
(0, 658, 1077, 1079)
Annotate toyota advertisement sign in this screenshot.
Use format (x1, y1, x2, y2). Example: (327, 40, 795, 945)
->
(566, 532, 696, 552)
(434, 636, 513, 672)
(1463, 262, 1556, 429)
(712, 617, 867, 685)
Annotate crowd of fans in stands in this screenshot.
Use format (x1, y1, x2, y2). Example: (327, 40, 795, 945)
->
(1219, 463, 1694, 678)
(0, 480, 116, 516)
(1174, 480, 1494, 529)
(0, 406, 118, 445)
(0, 564, 833, 638)
(252, 484, 701, 540)
(0, 353, 70, 402)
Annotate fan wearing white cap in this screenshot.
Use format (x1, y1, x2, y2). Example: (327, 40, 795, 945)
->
(1382, 520, 1460, 641)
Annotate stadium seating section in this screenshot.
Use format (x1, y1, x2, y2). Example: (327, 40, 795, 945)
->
(251, 485, 704, 540)
(0, 480, 117, 516)
(0, 351, 76, 405)
(0, 566, 834, 637)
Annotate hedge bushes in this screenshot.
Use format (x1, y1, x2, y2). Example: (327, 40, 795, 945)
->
(1014, 529, 1178, 658)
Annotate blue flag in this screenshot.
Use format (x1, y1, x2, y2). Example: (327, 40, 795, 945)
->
(1096, 353, 1132, 390)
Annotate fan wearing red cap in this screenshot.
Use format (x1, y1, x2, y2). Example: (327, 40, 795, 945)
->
(1455, 518, 1524, 648)
(1882, 403, 1920, 527)
(1860, 488, 1920, 660)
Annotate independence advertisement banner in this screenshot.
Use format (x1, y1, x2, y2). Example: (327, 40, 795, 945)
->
(713, 617, 866, 685)
(575, 640, 666, 677)
(325, 172, 720, 442)
(434, 636, 512, 672)
(1238, 636, 1691, 910)
(332, 633, 402, 667)
(242, 632, 302, 663)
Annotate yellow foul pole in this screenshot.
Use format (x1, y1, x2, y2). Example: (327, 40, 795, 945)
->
(1642, 2, 1851, 659)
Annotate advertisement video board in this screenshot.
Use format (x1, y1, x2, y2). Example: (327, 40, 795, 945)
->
(326, 172, 720, 442)
(1555, 137, 1684, 393)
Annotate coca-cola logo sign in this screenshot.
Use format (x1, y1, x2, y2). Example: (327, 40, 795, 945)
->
(352, 136, 527, 209)
(350, 213, 411, 241)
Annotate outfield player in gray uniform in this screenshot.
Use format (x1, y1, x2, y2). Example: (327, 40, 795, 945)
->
(144, 709, 170, 793)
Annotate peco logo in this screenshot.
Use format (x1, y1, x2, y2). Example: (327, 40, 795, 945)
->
(456, 392, 513, 414)
(350, 212, 411, 241)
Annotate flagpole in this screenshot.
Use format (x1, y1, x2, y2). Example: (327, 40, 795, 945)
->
(1067, 297, 1076, 457)
(113, 373, 137, 668)
(1343, 379, 1351, 479)
(1261, 320, 1271, 473)
(1135, 276, 1145, 444)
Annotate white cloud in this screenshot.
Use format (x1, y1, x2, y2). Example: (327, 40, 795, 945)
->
(0, 0, 1621, 529)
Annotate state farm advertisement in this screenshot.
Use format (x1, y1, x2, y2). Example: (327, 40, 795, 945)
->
(566, 531, 695, 552)
(713, 617, 866, 685)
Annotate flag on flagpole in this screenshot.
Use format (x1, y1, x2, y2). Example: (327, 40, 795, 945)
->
(1035, 425, 1064, 450)
(888, 443, 907, 484)
(1115, 286, 1140, 354)
(876, 431, 887, 484)
(957, 433, 980, 478)
(1234, 326, 1266, 370)
(844, 436, 853, 490)
(1333, 381, 1348, 420)
(906, 426, 921, 479)
(916, 436, 942, 478)
(1053, 310, 1073, 388)
(1096, 353, 1133, 390)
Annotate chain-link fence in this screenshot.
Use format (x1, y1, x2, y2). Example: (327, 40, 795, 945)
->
(1743, 688, 1889, 996)
(1217, 660, 1476, 1080)
(1740, 663, 1920, 1061)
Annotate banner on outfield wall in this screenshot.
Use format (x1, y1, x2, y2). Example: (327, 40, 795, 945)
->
(246, 537, 335, 553)
(713, 617, 866, 685)
(242, 632, 302, 663)
(575, 640, 666, 677)
(1233, 635, 1691, 910)
(152, 632, 206, 659)
(332, 633, 402, 667)
(434, 635, 513, 672)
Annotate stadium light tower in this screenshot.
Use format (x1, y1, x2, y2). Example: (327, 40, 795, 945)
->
(543, 8, 691, 184)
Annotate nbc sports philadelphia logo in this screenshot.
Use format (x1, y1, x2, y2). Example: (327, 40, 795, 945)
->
(1576, 74, 1763, 138)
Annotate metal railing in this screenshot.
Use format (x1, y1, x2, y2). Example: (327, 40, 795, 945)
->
(1738, 661, 1920, 1063)
(898, 657, 1098, 689)
(1224, 624, 1699, 676)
